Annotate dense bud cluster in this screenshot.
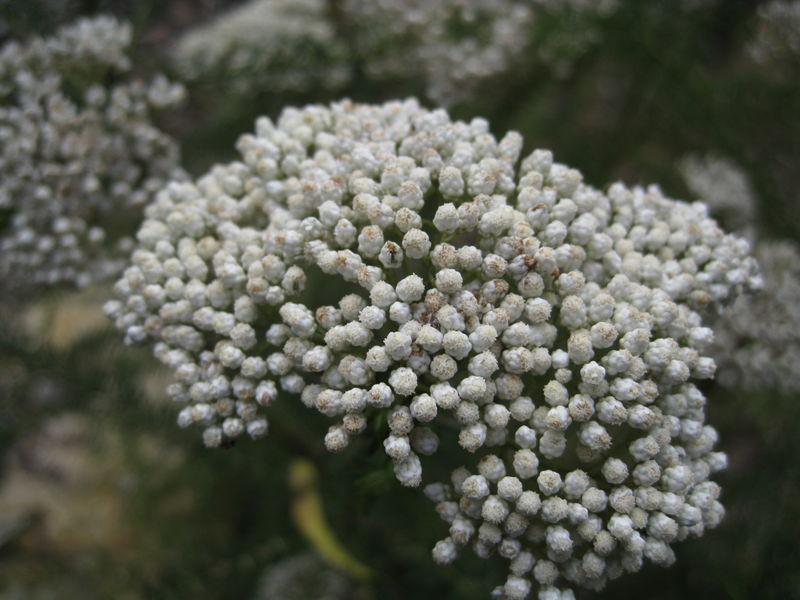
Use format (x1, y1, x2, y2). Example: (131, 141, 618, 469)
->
(106, 99, 758, 596)
(0, 16, 185, 292)
(173, 0, 350, 94)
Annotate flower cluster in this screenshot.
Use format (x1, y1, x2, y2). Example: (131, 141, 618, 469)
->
(106, 99, 758, 597)
(346, 0, 622, 105)
(171, 0, 620, 107)
(677, 155, 800, 394)
(172, 0, 350, 95)
(747, 0, 800, 68)
(678, 154, 756, 232)
(254, 553, 352, 600)
(0, 16, 185, 293)
(343, 0, 537, 106)
(712, 240, 799, 393)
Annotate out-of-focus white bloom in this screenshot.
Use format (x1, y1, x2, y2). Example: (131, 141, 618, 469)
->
(677, 155, 800, 393)
(345, 0, 619, 106)
(172, 0, 350, 94)
(344, 0, 535, 106)
(747, 1, 800, 67)
(0, 16, 185, 293)
(714, 240, 800, 393)
(107, 98, 757, 597)
(679, 154, 756, 231)
(253, 553, 352, 600)
(171, 0, 621, 106)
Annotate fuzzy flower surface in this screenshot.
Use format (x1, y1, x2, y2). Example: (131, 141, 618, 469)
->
(107, 98, 758, 597)
(0, 16, 185, 293)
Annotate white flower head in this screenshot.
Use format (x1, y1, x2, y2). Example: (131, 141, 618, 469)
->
(679, 154, 756, 231)
(0, 16, 185, 294)
(173, 0, 350, 94)
(746, 0, 800, 69)
(108, 98, 758, 596)
(713, 240, 800, 393)
(344, 0, 620, 106)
